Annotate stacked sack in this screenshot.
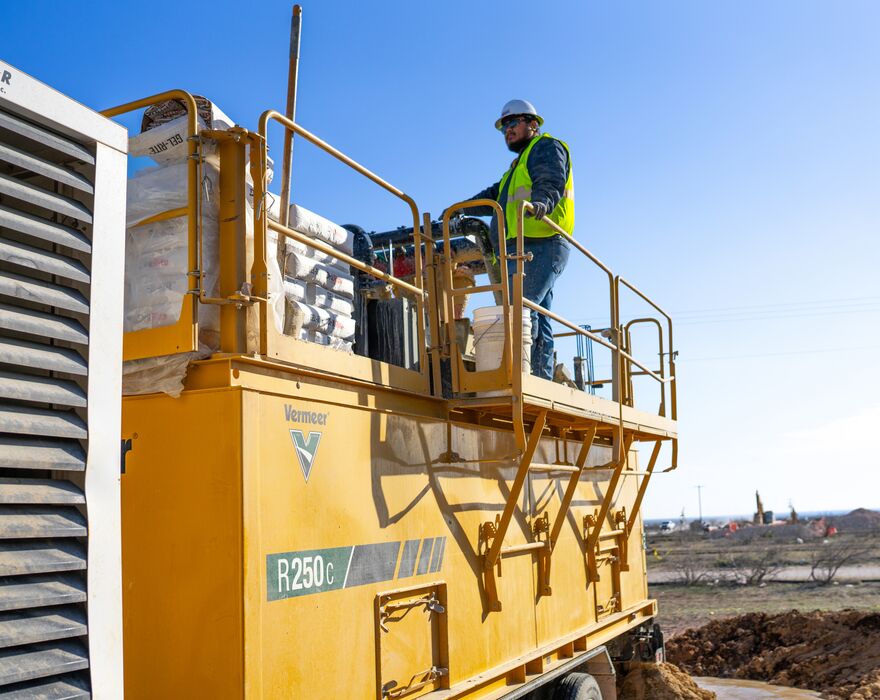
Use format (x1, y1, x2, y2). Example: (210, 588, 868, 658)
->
(124, 96, 282, 350)
(271, 204, 357, 351)
(122, 95, 355, 394)
(124, 101, 230, 351)
(122, 97, 284, 395)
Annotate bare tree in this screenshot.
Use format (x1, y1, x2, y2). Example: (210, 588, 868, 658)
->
(673, 560, 710, 586)
(728, 547, 783, 585)
(809, 539, 871, 585)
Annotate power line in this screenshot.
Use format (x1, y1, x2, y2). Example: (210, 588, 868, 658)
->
(675, 306, 880, 326)
(673, 301, 880, 321)
(667, 295, 880, 318)
(568, 299, 880, 327)
(587, 344, 880, 368)
(665, 344, 880, 364)
(575, 293, 880, 317)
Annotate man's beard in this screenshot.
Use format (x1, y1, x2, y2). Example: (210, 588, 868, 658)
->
(507, 134, 532, 153)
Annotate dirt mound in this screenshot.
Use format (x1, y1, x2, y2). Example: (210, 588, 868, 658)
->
(618, 662, 716, 700)
(667, 610, 880, 699)
(831, 508, 880, 532)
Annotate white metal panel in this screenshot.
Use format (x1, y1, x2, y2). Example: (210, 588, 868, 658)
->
(0, 111, 95, 165)
(0, 205, 91, 252)
(0, 142, 93, 194)
(82, 139, 126, 700)
(0, 59, 127, 698)
(0, 61, 127, 152)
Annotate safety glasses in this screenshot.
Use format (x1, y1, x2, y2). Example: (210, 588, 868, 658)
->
(499, 117, 525, 133)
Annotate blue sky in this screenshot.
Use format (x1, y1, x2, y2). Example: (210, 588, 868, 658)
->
(6, 1, 879, 518)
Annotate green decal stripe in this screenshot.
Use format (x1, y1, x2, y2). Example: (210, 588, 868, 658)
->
(345, 541, 401, 587)
(267, 546, 353, 601)
(430, 536, 446, 573)
(267, 536, 448, 601)
(416, 538, 434, 575)
(398, 539, 421, 579)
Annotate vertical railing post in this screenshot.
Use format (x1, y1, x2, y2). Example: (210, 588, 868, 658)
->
(249, 131, 270, 356)
(216, 131, 250, 353)
(440, 215, 459, 391)
(424, 213, 444, 397)
(512, 204, 527, 451)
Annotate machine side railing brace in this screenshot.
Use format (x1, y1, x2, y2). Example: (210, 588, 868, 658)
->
(443, 202, 678, 612)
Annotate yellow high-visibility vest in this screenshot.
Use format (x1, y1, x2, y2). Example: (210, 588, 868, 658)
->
(498, 133, 574, 239)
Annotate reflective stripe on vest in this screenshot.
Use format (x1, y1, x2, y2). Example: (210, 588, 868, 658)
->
(498, 133, 575, 239)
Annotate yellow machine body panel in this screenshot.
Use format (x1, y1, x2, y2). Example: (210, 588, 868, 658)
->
(121, 388, 245, 696)
(121, 359, 655, 699)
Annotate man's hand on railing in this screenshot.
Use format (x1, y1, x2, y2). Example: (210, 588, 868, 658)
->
(437, 208, 461, 223)
(526, 201, 548, 220)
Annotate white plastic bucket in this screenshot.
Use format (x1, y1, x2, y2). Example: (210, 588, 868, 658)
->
(473, 305, 532, 374)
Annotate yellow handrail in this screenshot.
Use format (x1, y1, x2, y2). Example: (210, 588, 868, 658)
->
(617, 276, 677, 420)
(254, 110, 428, 376)
(441, 199, 512, 346)
(511, 201, 675, 417)
(102, 90, 201, 361)
(624, 317, 665, 415)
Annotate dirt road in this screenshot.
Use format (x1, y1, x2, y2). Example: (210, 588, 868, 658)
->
(648, 564, 880, 584)
(695, 678, 820, 698)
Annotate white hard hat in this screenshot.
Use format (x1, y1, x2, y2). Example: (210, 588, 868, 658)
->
(495, 99, 543, 130)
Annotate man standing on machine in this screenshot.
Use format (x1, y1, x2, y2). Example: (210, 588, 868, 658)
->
(445, 99, 575, 381)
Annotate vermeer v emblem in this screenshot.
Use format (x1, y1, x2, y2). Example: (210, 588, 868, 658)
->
(290, 430, 322, 482)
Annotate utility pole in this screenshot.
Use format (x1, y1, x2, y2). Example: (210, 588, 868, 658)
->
(696, 485, 704, 524)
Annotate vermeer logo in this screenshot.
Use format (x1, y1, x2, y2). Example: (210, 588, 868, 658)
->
(284, 404, 328, 425)
(290, 429, 322, 482)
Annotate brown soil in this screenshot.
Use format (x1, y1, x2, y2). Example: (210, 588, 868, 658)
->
(654, 581, 880, 639)
(617, 662, 716, 699)
(832, 509, 880, 533)
(667, 610, 880, 699)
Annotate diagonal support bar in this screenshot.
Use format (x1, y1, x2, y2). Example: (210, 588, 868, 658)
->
(549, 425, 598, 550)
(536, 425, 598, 597)
(584, 432, 634, 571)
(485, 409, 548, 567)
(626, 440, 663, 534)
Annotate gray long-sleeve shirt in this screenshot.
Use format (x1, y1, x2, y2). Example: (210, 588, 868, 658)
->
(460, 135, 570, 240)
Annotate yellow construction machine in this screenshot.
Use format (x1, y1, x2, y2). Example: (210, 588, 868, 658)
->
(0, 9, 677, 699)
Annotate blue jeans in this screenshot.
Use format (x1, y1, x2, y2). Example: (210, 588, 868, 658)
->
(502, 235, 570, 380)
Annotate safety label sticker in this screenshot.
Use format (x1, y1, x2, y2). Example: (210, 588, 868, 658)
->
(267, 536, 447, 601)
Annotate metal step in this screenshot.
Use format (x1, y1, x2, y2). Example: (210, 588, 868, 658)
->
(0, 339, 87, 376)
(0, 481, 84, 506)
(0, 437, 85, 472)
(0, 272, 89, 316)
(0, 641, 88, 687)
(0, 675, 90, 699)
(528, 463, 579, 474)
(0, 542, 86, 577)
(0, 508, 86, 540)
(0, 206, 91, 254)
(0, 110, 94, 166)
(0, 144, 93, 195)
(0, 305, 87, 346)
(0, 607, 86, 649)
(0, 372, 86, 408)
(0, 174, 92, 225)
(0, 406, 86, 440)
(0, 240, 90, 285)
(500, 542, 547, 557)
(0, 575, 86, 613)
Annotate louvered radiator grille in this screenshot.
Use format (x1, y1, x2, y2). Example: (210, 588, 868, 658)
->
(0, 106, 93, 699)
